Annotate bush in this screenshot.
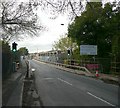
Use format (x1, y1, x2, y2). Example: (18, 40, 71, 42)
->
(2, 41, 12, 79)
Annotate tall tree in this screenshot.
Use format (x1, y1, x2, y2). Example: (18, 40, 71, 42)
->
(0, 1, 44, 41)
(18, 47, 29, 56)
(0, 0, 106, 42)
(68, 2, 120, 58)
(53, 36, 78, 52)
(68, 2, 120, 73)
(37, 0, 85, 20)
(1, 40, 12, 78)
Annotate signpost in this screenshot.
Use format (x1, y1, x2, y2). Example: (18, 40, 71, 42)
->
(80, 45, 98, 72)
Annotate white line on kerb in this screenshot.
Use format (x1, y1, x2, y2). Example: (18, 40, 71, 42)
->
(57, 78, 72, 86)
(87, 92, 115, 107)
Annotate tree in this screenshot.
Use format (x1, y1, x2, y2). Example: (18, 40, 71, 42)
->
(53, 36, 78, 52)
(18, 47, 29, 56)
(0, 1, 44, 41)
(68, 2, 120, 73)
(68, 2, 120, 58)
(0, 0, 106, 42)
(35, 0, 103, 20)
(1, 40, 12, 79)
(38, 0, 84, 20)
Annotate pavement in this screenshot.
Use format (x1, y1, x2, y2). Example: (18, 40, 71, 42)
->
(22, 73, 41, 107)
(2, 59, 27, 107)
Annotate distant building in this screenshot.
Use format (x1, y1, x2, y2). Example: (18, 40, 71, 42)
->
(38, 50, 67, 63)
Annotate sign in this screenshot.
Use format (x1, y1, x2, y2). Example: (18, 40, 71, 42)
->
(86, 64, 99, 70)
(80, 45, 97, 55)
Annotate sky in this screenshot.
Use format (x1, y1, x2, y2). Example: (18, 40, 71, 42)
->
(11, 0, 116, 53)
(16, 10, 70, 53)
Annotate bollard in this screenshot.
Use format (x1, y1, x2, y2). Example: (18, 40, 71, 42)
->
(26, 61, 29, 78)
(13, 62, 17, 72)
(96, 70, 99, 77)
(16, 62, 20, 69)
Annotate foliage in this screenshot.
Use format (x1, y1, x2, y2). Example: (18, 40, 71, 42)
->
(0, 0, 107, 42)
(67, 2, 120, 73)
(2, 40, 11, 54)
(18, 47, 29, 56)
(0, 1, 44, 41)
(53, 36, 78, 52)
(36, 0, 85, 20)
(68, 2, 120, 58)
(2, 40, 12, 79)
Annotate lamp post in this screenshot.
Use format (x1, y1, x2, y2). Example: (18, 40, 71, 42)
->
(61, 23, 73, 64)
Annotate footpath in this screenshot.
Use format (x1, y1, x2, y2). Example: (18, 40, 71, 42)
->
(2, 60, 27, 107)
(22, 60, 41, 107)
(2, 59, 41, 107)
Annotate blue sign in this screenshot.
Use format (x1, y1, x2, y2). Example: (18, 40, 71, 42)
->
(80, 45, 97, 55)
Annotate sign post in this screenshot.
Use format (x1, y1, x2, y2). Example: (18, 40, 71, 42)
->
(80, 45, 98, 73)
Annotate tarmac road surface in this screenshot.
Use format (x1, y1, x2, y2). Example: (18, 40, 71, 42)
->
(29, 60, 119, 107)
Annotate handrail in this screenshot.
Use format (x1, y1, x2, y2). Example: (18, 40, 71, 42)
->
(39, 60, 91, 73)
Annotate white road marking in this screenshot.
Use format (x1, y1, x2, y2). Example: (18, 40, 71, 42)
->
(87, 92, 115, 107)
(40, 78, 54, 81)
(43, 78, 54, 80)
(57, 78, 72, 86)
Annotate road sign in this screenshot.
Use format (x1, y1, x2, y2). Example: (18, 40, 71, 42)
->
(80, 45, 97, 55)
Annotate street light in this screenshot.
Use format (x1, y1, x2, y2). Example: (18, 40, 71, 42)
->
(60, 23, 73, 64)
(61, 24, 64, 25)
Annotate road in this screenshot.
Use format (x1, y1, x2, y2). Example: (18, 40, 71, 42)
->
(29, 60, 119, 107)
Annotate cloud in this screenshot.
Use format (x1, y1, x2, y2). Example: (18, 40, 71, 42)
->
(16, 11, 69, 53)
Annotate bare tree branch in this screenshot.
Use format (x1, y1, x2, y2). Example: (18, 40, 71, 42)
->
(0, 1, 44, 41)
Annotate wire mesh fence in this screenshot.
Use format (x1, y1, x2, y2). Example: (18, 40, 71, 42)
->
(37, 50, 119, 75)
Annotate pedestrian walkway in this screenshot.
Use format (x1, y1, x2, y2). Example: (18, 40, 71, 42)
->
(2, 60, 27, 107)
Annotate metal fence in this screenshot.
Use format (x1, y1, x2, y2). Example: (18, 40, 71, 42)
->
(37, 50, 119, 74)
(111, 62, 120, 75)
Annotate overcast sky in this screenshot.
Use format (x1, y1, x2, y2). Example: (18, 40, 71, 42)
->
(11, 0, 116, 53)
(16, 10, 70, 53)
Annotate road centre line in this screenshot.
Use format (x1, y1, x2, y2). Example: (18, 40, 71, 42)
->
(57, 78, 73, 86)
(43, 78, 54, 80)
(87, 92, 115, 107)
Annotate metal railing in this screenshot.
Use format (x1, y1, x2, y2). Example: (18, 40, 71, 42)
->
(37, 59, 91, 73)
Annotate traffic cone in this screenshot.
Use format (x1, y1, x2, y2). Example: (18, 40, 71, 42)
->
(96, 70, 99, 77)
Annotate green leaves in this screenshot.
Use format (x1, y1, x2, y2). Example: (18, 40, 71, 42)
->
(53, 36, 78, 52)
(68, 2, 119, 58)
(18, 47, 29, 56)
